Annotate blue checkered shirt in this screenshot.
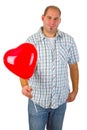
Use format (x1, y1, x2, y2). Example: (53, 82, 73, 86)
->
(26, 27, 79, 109)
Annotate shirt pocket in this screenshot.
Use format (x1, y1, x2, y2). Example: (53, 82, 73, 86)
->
(58, 44, 68, 63)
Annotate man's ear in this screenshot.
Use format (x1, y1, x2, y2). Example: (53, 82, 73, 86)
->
(59, 18, 61, 24)
(41, 15, 44, 21)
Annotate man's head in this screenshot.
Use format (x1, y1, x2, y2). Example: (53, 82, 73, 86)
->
(43, 5, 61, 16)
(42, 5, 61, 37)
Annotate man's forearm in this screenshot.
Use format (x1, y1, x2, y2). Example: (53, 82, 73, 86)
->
(69, 63, 79, 93)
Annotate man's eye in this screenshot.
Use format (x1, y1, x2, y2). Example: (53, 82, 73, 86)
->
(54, 18, 58, 20)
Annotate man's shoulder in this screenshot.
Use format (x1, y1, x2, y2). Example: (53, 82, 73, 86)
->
(57, 30, 76, 48)
(27, 31, 39, 40)
(26, 32, 39, 44)
(26, 28, 42, 44)
(58, 30, 73, 39)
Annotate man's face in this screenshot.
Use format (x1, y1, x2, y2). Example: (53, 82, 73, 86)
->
(42, 8, 61, 35)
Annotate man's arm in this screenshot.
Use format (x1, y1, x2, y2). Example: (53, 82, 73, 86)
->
(20, 78, 32, 98)
(67, 63, 79, 102)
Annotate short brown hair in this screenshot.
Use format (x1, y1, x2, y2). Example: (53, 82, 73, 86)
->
(43, 5, 61, 16)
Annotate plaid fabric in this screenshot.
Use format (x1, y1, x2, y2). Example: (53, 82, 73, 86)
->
(26, 28, 79, 109)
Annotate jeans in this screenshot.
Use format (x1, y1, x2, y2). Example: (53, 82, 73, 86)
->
(28, 99, 66, 130)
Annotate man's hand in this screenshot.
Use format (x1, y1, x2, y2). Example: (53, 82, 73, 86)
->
(68, 63, 79, 102)
(67, 91, 77, 102)
(22, 85, 32, 98)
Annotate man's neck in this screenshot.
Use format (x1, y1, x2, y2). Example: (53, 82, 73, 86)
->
(42, 28, 57, 38)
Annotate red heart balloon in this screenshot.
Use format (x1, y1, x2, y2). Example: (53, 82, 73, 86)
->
(3, 43, 38, 79)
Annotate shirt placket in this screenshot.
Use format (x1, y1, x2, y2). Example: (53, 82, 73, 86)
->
(51, 42, 57, 108)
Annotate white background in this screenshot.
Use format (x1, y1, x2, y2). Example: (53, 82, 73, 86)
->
(0, 0, 87, 130)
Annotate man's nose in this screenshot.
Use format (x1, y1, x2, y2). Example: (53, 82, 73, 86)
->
(50, 19, 55, 25)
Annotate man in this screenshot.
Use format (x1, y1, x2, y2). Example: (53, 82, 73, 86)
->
(20, 5, 79, 130)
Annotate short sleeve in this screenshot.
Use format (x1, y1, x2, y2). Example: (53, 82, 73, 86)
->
(68, 38, 79, 64)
